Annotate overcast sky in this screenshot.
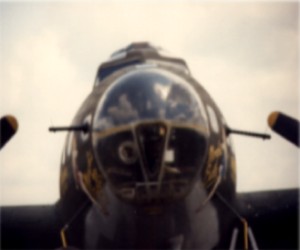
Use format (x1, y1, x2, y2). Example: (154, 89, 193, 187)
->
(0, 1, 298, 205)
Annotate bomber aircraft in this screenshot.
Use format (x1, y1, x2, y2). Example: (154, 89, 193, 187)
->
(1, 42, 298, 249)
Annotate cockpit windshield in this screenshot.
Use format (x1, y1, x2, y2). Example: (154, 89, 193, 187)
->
(94, 69, 208, 131)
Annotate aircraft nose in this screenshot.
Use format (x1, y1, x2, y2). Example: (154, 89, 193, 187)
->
(92, 68, 209, 204)
(92, 120, 208, 204)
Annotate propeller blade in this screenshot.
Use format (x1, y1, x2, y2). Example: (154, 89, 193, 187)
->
(0, 115, 18, 150)
(268, 111, 299, 147)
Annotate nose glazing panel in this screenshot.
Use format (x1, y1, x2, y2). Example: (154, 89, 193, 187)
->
(136, 122, 167, 179)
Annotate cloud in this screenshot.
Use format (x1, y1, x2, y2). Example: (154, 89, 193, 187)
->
(0, 2, 298, 205)
(0, 26, 90, 205)
(184, 3, 298, 71)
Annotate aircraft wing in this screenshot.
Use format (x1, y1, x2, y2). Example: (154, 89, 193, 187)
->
(1, 190, 298, 249)
(1, 204, 63, 249)
(231, 189, 299, 249)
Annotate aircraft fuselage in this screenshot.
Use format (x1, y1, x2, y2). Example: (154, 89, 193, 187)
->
(58, 42, 237, 249)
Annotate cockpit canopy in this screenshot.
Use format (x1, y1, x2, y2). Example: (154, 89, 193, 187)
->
(92, 69, 209, 204)
(94, 42, 189, 83)
(94, 69, 207, 130)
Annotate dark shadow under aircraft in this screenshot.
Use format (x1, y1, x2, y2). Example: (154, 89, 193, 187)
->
(1, 42, 298, 249)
